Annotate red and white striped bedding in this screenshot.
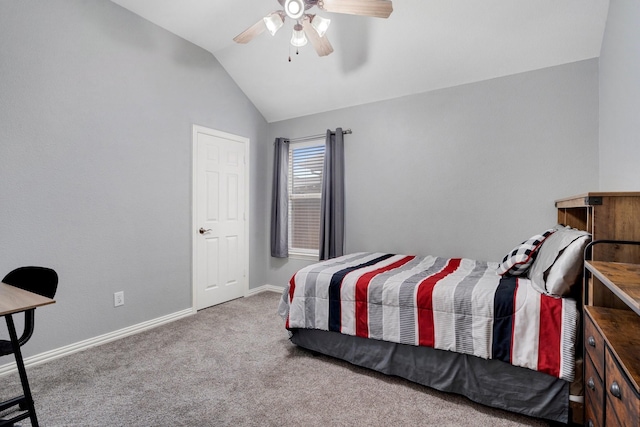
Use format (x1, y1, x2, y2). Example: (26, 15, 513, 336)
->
(279, 252, 578, 381)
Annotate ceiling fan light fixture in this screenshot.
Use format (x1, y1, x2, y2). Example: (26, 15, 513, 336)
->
(290, 23, 308, 47)
(310, 15, 331, 37)
(284, 0, 305, 20)
(263, 12, 284, 36)
(233, 0, 394, 58)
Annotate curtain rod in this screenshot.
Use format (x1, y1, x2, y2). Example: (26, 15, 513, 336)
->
(288, 129, 352, 143)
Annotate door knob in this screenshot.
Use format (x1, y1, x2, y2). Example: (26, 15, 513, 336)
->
(199, 227, 212, 234)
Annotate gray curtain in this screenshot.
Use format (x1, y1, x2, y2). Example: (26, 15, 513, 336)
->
(270, 137, 289, 258)
(319, 128, 345, 260)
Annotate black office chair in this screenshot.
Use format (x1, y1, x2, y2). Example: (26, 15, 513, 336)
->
(0, 266, 58, 427)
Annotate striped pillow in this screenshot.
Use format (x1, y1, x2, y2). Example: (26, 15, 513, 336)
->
(497, 229, 556, 276)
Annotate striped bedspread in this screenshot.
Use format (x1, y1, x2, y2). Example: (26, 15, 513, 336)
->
(278, 252, 578, 381)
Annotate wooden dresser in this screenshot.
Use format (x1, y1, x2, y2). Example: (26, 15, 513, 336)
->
(584, 257, 640, 427)
(555, 193, 640, 426)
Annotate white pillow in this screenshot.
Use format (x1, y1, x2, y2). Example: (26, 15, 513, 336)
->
(528, 225, 591, 296)
(545, 234, 591, 296)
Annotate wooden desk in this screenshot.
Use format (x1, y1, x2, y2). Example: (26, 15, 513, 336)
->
(0, 283, 55, 315)
(0, 282, 55, 427)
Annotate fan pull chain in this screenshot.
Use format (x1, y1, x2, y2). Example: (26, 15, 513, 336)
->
(288, 44, 300, 62)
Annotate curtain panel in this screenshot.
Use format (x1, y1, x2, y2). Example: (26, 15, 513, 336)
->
(319, 128, 345, 260)
(270, 137, 289, 258)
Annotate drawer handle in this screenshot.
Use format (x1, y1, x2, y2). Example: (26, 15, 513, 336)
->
(587, 336, 596, 347)
(587, 420, 594, 427)
(610, 381, 622, 399)
(587, 377, 595, 390)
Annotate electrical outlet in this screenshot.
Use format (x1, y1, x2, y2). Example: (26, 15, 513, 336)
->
(114, 291, 124, 307)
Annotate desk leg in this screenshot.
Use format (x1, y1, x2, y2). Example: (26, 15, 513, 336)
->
(5, 314, 39, 427)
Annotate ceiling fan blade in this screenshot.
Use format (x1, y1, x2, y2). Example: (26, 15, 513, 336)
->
(302, 19, 334, 57)
(318, 0, 393, 18)
(233, 19, 266, 44)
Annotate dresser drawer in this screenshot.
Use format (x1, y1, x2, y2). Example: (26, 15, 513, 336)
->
(585, 354, 604, 427)
(585, 401, 601, 427)
(605, 406, 623, 427)
(605, 348, 640, 427)
(585, 312, 605, 379)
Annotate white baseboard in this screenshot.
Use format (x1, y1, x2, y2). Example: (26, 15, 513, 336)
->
(246, 284, 284, 297)
(0, 307, 193, 377)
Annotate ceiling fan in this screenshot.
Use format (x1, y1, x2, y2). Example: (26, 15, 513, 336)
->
(233, 0, 393, 58)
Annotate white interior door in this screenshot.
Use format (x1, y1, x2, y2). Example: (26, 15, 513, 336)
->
(193, 126, 248, 310)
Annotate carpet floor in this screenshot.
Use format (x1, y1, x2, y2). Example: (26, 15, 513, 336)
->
(1, 291, 551, 426)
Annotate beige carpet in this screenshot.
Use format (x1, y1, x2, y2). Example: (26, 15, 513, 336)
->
(1, 291, 551, 426)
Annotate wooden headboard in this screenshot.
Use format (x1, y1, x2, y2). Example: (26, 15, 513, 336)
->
(556, 192, 640, 308)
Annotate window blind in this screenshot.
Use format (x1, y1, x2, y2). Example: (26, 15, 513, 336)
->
(288, 141, 325, 255)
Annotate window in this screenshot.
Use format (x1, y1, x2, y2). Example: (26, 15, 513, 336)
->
(288, 139, 325, 258)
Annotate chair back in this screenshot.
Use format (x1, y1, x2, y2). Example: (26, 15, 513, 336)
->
(2, 266, 58, 299)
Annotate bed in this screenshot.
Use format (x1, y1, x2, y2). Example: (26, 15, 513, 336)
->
(278, 225, 591, 424)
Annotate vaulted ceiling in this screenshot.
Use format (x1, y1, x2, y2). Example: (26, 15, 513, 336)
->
(109, 0, 610, 123)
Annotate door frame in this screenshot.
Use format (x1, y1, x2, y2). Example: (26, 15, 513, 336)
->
(191, 124, 250, 312)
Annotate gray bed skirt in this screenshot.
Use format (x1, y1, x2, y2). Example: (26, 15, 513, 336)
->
(290, 328, 570, 424)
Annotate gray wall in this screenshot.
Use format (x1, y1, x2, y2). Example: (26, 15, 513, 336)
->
(599, 0, 640, 189)
(1, 0, 604, 363)
(0, 1, 268, 359)
(266, 60, 600, 288)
